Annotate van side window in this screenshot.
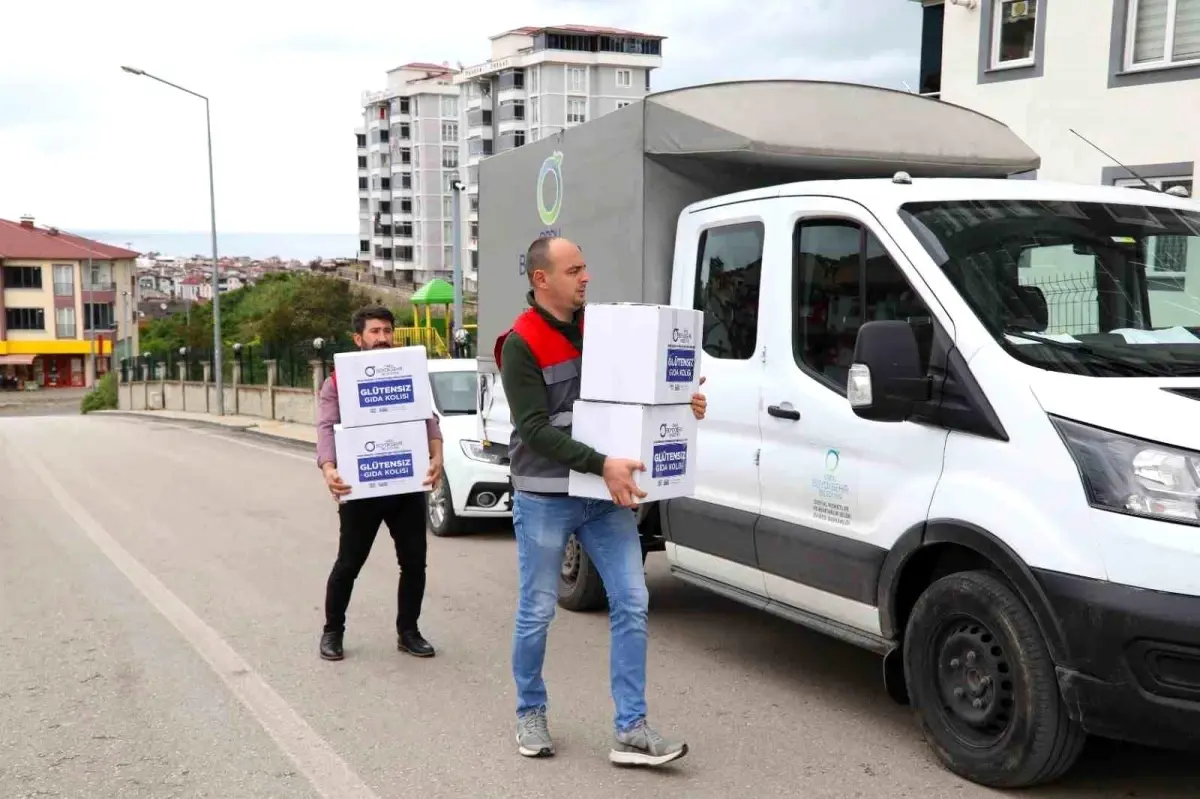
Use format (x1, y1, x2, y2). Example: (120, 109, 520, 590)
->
(793, 219, 934, 392)
(693, 221, 764, 360)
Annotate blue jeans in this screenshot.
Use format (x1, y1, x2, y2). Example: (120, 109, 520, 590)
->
(511, 491, 649, 733)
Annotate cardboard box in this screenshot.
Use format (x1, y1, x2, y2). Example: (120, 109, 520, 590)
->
(568, 400, 697, 502)
(333, 346, 433, 427)
(333, 421, 431, 502)
(580, 303, 703, 406)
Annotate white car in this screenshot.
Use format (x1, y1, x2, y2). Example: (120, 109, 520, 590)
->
(425, 357, 512, 536)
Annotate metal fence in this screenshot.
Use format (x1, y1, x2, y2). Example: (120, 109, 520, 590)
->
(120, 330, 472, 387)
(1018, 271, 1099, 336)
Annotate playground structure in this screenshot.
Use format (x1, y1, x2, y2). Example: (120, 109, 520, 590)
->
(392, 278, 477, 358)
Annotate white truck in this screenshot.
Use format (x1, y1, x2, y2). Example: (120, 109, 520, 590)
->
(473, 79, 1200, 788)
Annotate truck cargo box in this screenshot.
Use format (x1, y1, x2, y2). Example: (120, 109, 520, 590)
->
(476, 79, 1040, 372)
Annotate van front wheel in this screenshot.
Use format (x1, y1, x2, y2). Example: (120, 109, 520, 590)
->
(903, 570, 1085, 789)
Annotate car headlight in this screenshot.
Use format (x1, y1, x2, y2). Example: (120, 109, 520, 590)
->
(1051, 415, 1200, 525)
(460, 439, 508, 465)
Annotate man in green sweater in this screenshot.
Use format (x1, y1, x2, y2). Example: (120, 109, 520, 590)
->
(496, 236, 707, 767)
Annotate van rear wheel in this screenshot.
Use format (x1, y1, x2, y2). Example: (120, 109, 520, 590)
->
(902, 570, 1085, 789)
(557, 533, 607, 611)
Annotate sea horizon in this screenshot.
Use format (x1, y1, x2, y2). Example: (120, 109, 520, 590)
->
(76, 230, 360, 262)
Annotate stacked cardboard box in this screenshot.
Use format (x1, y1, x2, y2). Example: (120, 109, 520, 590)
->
(569, 303, 703, 502)
(332, 346, 434, 502)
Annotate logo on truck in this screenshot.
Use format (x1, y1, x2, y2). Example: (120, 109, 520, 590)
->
(537, 151, 564, 226)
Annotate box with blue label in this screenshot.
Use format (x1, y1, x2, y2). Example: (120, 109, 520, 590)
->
(567, 400, 697, 502)
(333, 345, 433, 428)
(579, 303, 703, 406)
(333, 421, 431, 502)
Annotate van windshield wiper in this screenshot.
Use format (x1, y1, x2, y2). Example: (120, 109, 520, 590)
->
(1002, 328, 1175, 377)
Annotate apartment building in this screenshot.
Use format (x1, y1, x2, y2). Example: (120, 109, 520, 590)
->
(453, 25, 664, 276)
(0, 216, 140, 389)
(357, 62, 463, 286)
(355, 25, 664, 285)
(912, 0, 1198, 193)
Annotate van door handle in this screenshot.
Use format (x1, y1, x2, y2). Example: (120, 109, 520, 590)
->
(767, 404, 801, 421)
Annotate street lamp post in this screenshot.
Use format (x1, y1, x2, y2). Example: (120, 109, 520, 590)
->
(121, 65, 224, 415)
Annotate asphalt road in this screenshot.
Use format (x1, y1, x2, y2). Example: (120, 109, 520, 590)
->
(3, 413, 1198, 798)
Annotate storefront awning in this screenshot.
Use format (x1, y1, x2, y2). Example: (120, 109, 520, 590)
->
(0, 355, 37, 366)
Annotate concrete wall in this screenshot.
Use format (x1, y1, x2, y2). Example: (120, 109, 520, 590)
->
(117, 358, 322, 424)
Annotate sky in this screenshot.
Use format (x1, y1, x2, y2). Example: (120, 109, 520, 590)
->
(0, 0, 922, 236)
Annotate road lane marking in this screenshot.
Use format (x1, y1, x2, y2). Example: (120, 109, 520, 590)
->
(22, 448, 381, 799)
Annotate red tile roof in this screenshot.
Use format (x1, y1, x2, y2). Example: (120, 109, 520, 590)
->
(0, 218, 140, 260)
(491, 24, 665, 40)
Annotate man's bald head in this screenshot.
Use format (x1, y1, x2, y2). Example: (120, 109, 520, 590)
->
(525, 236, 589, 317)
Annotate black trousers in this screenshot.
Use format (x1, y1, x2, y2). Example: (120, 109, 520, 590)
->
(323, 492, 428, 635)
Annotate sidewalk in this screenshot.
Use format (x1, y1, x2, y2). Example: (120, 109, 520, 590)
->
(98, 409, 317, 446)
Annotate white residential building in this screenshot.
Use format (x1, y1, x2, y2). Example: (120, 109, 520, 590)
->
(454, 25, 665, 276)
(357, 62, 463, 286)
(911, 0, 1198, 195)
(355, 25, 665, 286)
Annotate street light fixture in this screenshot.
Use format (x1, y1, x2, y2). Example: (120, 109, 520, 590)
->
(121, 65, 224, 415)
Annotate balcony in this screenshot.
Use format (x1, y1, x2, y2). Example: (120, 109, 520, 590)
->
(82, 281, 117, 292)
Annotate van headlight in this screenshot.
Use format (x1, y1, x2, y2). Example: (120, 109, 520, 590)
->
(1051, 416, 1200, 524)
(461, 439, 508, 465)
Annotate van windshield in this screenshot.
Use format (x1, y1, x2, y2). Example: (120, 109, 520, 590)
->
(898, 196, 1200, 377)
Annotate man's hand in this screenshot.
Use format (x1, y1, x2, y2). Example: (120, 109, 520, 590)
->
(602, 457, 648, 508)
(322, 463, 352, 502)
(424, 453, 444, 489)
(690, 375, 707, 421)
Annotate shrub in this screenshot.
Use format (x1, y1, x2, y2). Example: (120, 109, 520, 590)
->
(80, 371, 118, 414)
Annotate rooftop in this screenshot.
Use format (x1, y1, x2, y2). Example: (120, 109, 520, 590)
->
(388, 61, 458, 74)
(489, 24, 665, 41)
(0, 217, 141, 261)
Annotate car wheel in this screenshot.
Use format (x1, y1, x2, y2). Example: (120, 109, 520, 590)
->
(903, 570, 1086, 789)
(427, 478, 467, 537)
(557, 532, 607, 612)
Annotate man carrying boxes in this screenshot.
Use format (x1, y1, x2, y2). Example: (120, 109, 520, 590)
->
(316, 305, 444, 662)
(496, 236, 707, 767)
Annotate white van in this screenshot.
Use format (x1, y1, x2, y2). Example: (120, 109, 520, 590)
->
(473, 80, 1200, 788)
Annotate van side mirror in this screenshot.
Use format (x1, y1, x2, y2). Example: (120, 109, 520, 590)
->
(847, 320, 931, 422)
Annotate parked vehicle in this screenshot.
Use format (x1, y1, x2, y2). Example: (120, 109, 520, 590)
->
(425, 358, 511, 536)
(473, 79, 1200, 788)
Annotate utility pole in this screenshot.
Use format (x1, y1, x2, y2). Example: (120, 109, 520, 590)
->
(450, 178, 464, 351)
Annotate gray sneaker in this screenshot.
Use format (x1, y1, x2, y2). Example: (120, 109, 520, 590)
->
(609, 720, 688, 766)
(515, 708, 555, 758)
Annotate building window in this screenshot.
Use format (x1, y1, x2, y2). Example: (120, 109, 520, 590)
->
(567, 97, 587, 125)
(359, 239, 370, 253)
(441, 96, 459, 118)
(990, 0, 1038, 68)
(441, 121, 458, 142)
(567, 67, 586, 93)
(84, 303, 115, 331)
(56, 306, 76, 339)
(616, 101, 633, 109)
(442, 148, 459, 168)
(3, 265, 43, 289)
(615, 69, 632, 88)
(693, 222, 764, 361)
(529, 98, 540, 125)
(443, 170, 459, 191)
(529, 66, 539, 93)
(52, 264, 74, 296)
(5, 307, 45, 331)
(1125, 0, 1200, 70)
(444, 221, 454, 242)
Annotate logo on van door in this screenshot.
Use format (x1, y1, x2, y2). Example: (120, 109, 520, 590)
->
(537, 151, 564, 226)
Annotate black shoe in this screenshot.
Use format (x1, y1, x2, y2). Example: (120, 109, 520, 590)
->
(398, 629, 435, 658)
(320, 631, 344, 661)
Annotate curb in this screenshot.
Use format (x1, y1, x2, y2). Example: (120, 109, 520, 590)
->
(99, 411, 317, 455)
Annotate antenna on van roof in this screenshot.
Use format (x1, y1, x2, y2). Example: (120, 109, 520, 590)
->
(1068, 128, 1160, 193)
